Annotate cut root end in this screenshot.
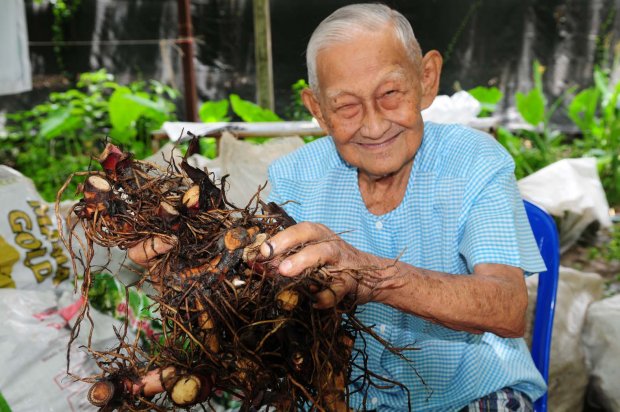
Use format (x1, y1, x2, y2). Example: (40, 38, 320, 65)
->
(169, 374, 211, 406)
(87, 380, 115, 407)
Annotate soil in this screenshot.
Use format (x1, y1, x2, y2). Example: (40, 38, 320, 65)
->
(560, 224, 620, 295)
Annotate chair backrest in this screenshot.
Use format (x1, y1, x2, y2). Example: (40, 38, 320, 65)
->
(523, 200, 561, 412)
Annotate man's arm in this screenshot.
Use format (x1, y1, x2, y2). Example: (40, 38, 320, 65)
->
(260, 222, 528, 338)
(372, 261, 527, 338)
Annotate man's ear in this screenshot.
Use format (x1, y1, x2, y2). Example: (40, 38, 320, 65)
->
(301, 88, 328, 130)
(419, 50, 443, 110)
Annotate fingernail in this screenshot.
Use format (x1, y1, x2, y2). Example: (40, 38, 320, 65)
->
(261, 240, 275, 258)
(279, 260, 292, 274)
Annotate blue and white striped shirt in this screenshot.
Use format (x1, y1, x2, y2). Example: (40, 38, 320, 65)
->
(267, 122, 547, 411)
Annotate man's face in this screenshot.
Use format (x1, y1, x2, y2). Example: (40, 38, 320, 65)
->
(305, 28, 439, 180)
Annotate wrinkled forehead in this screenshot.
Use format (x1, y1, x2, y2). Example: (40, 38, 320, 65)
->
(314, 32, 419, 96)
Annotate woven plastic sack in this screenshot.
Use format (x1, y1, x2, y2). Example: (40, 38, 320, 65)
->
(0, 166, 71, 289)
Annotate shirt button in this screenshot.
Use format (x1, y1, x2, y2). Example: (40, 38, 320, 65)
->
(375, 220, 383, 230)
(379, 324, 386, 334)
(371, 397, 378, 405)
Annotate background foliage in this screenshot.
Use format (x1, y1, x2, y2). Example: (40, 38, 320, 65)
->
(470, 60, 620, 206)
(0, 70, 178, 202)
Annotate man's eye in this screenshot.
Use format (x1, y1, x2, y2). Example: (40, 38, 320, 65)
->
(380, 90, 402, 109)
(337, 104, 355, 110)
(337, 104, 358, 113)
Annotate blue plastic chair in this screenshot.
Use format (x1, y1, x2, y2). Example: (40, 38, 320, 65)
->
(523, 200, 560, 412)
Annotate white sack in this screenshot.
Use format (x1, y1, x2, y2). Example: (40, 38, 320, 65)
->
(422, 91, 481, 125)
(158, 132, 304, 207)
(525, 266, 604, 412)
(144, 141, 185, 168)
(0, 288, 126, 412)
(582, 294, 620, 411)
(518, 158, 612, 253)
(0, 166, 72, 289)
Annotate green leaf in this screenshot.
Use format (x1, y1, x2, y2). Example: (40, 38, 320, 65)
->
(0, 390, 12, 412)
(128, 290, 142, 316)
(78, 69, 113, 87)
(199, 99, 230, 122)
(516, 89, 545, 126)
(468, 86, 503, 116)
(139, 294, 155, 318)
(39, 108, 82, 139)
(593, 67, 610, 98)
(468, 86, 503, 106)
(109, 87, 146, 131)
(109, 126, 137, 144)
(88, 273, 124, 314)
(568, 88, 600, 134)
(199, 138, 218, 159)
(229, 94, 281, 122)
(123, 93, 168, 115)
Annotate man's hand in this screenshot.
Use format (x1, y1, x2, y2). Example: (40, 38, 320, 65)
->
(259, 222, 379, 309)
(259, 223, 528, 337)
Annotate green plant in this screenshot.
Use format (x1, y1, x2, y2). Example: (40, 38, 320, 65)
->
(198, 94, 281, 124)
(229, 94, 281, 122)
(467, 86, 503, 118)
(0, 69, 178, 201)
(285, 79, 313, 121)
(568, 64, 620, 205)
(493, 61, 575, 179)
(34, 0, 81, 71)
(196, 94, 283, 157)
(0, 390, 11, 412)
(589, 224, 620, 263)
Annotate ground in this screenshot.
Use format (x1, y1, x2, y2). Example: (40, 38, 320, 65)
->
(560, 223, 620, 296)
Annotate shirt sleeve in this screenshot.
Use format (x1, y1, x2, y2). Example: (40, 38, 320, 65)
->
(265, 163, 304, 223)
(458, 159, 547, 275)
(266, 165, 283, 205)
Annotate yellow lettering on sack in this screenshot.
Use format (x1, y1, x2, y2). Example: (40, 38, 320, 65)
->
(14, 231, 43, 250)
(53, 265, 70, 284)
(30, 201, 71, 284)
(9, 210, 32, 232)
(8, 205, 71, 285)
(24, 248, 53, 282)
(28, 201, 55, 240)
(0, 235, 20, 288)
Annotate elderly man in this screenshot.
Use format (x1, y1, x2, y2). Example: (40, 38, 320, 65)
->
(130, 3, 546, 411)
(259, 3, 546, 411)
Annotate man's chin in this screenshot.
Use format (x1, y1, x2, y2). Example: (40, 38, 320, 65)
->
(357, 163, 409, 181)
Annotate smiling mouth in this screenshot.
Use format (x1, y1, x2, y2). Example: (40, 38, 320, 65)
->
(357, 132, 401, 150)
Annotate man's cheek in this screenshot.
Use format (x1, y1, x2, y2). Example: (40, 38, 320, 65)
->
(329, 120, 358, 140)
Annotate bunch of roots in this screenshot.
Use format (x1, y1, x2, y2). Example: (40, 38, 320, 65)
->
(57, 138, 410, 412)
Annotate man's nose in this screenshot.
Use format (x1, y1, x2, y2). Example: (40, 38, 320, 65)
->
(360, 106, 390, 139)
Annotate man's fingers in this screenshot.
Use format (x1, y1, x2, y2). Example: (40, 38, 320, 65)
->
(259, 222, 327, 259)
(313, 283, 348, 309)
(276, 242, 334, 277)
(128, 235, 177, 267)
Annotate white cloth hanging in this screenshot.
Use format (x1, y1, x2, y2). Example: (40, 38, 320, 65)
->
(0, 0, 32, 95)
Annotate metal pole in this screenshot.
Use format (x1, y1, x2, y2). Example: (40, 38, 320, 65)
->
(177, 0, 199, 122)
(253, 0, 274, 111)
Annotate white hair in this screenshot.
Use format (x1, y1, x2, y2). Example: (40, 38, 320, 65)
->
(306, 3, 423, 92)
